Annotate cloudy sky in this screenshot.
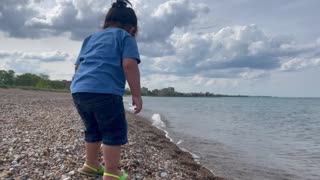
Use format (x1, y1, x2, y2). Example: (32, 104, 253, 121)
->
(0, 0, 319, 97)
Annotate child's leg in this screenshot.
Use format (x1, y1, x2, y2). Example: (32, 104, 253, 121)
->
(103, 145, 122, 179)
(84, 142, 102, 169)
(90, 94, 128, 179)
(72, 93, 104, 172)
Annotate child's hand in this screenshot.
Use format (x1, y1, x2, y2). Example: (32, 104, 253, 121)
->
(132, 96, 142, 114)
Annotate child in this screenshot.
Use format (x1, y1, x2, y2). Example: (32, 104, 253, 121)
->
(70, 0, 142, 179)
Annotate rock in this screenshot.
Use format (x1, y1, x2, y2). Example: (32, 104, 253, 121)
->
(9, 167, 15, 172)
(160, 171, 168, 177)
(28, 152, 34, 157)
(61, 175, 71, 180)
(67, 170, 75, 176)
(0, 171, 11, 178)
(11, 160, 18, 165)
(135, 174, 143, 180)
(15, 175, 29, 180)
(14, 154, 23, 161)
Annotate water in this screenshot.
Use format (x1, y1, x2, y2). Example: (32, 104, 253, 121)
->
(124, 96, 320, 180)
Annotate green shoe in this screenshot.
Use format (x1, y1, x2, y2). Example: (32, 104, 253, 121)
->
(78, 163, 104, 177)
(103, 171, 129, 180)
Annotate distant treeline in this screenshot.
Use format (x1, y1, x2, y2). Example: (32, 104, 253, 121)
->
(125, 87, 248, 97)
(0, 70, 71, 90)
(1, 69, 248, 97)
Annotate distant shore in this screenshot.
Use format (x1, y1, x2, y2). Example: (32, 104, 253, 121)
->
(0, 85, 273, 98)
(0, 89, 223, 180)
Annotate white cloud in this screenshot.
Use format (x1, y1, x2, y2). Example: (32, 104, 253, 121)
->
(139, 41, 175, 57)
(2, 60, 43, 75)
(141, 74, 242, 93)
(239, 70, 268, 80)
(280, 58, 320, 71)
(25, 0, 106, 40)
(0, 51, 70, 62)
(0, 0, 208, 41)
(191, 75, 239, 88)
(139, 24, 320, 80)
(138, 0, 209, 42)
(0, 50, 75, 79)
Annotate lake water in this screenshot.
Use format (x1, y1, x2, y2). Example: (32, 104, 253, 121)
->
(124, 96, 320, 180)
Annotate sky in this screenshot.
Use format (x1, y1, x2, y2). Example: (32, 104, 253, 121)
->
(0, 0, 319, 97)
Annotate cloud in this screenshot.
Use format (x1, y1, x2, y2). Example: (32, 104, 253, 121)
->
(0, 50, 75, 79)
(280, 57, 320, 71)
(139, 41, 175, 57)
(0, 0, 39, 38)
(0, 0, 208, 41)
(0, 0, 109, 39)
(0, 51, 70, 62)
(0, 60, 42, 75)
(141, 74, 242, 93)
(25, 0, 107, 40)
(1, 0, 320, 88)
(137, 0, 209, 42)
(140, 24, 320, 79)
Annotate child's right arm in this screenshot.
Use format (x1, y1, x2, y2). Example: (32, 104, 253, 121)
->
(123, 58, 142, 114)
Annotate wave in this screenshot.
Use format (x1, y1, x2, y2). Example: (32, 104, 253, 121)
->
(151, 113, 173, 142)
(177, 139, 184, 145)
(180, 147, 201, 164)
(164, 130, 174, 142)
(150, 114, 203, 165)
(151, 113, 166, 128)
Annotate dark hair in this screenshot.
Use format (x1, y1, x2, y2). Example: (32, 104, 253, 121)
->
(103, 0, 138, 36)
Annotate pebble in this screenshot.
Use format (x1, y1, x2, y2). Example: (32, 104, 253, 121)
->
(67, 170, 75, 176)
(161, 172, 168, 177)
(61, 175, 70, 180)
(11, 160, 18, 165)
(0, 171, 11, 178)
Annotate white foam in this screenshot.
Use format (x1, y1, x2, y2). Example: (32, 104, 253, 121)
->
(192, 153, 200, 160)
(177, 139, 184, 145)
(180, 147, 201, 163)
(128, 105, 136, 111)
(148, 114, 216, 176)
(150, 114, 173, 142)
(151, 114, 166, 128)
(164, 130, 174, 142)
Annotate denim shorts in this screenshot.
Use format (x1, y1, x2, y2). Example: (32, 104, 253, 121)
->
(72, 93, 127, 145)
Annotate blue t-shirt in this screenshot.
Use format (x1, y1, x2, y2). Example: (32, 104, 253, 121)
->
(70, 28, 140, 96)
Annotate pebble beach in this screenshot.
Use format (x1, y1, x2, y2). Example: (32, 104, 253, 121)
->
(0, 89, 223, 180)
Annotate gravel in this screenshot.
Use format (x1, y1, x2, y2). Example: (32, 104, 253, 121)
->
(0, 89, 224, 180)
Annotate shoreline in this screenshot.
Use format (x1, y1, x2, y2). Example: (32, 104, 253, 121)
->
(129, 111, 218, 177)
(0, 89, 223, 180)
(125, 111, 222, 179)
